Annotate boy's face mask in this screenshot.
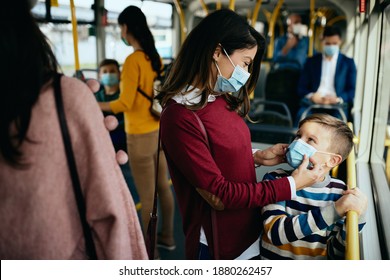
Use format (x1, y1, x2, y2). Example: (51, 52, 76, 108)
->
(286, 139, 338, 168)
(101, 73, 119, 86)
(214, 47, 250, 93)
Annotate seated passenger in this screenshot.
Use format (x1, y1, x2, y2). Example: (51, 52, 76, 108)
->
(95, 59, 126, 151)
(273, 13, 309, 70)
(296, 26, 357, 124)
(260, 114, 367, 260)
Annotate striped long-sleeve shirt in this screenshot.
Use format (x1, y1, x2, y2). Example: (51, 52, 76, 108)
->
(260, 169, 366, 260)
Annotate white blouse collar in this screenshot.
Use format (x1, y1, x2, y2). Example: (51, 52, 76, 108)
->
(172, 85, 218, 106)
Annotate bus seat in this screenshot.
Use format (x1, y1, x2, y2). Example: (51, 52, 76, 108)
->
(264, 64, 301, 123)
(247, 100, 296, 144)
(253, 62, 271, 101)
(298, 104, 348, 123)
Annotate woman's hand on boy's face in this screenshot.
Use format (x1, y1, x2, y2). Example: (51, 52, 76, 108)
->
(255, 143, 289, 166)
(292, 155, 328, 190)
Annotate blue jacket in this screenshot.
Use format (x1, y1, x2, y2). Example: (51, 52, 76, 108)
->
(273, 35, 309, 70)
(297, 53, 357, 104)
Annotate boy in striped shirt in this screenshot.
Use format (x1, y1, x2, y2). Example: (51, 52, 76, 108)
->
(260, 114, 367, 259)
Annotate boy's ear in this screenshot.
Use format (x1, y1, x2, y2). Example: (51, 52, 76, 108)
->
(327, 154, 343, 168)
(213, 45, 222, 61)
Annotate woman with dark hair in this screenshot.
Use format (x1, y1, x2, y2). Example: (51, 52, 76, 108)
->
(0, 0, 146, 259)
(158, 9, 326, 259)
(99, 6, 176, 255)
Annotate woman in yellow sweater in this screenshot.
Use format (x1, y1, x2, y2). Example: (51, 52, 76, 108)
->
(99, 6, 175, 255)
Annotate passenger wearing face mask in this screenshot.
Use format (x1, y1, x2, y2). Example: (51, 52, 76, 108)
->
(260, 113, 367, 260)
(157, 9, 327, 260)
(98, 6, 175, 260)
(296, 26, 357, 124)
(95, 59, 125, 151)
(273, 13, 309, 70)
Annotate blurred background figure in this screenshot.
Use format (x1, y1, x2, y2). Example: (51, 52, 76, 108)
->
(0, 0, 147, 260)
(273, 13, 309, 70)
(296, 26, 357, 123)
(95, 59, 126, 152)
(98, 6, 176, 258)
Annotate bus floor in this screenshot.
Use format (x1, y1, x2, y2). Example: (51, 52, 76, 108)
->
(120, 163, 186, 260)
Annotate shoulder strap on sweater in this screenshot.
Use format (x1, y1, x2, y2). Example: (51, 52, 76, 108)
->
(53, 73, 97, 259)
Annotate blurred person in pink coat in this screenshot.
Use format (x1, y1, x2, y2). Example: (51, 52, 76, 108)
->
(0, 0, 147, 260)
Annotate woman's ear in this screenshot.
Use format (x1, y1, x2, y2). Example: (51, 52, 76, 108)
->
(326, 154, 343, 168)
(213, 45, 222, 61)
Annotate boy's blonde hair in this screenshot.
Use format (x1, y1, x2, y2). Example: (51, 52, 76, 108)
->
(298, 114, 353, 161)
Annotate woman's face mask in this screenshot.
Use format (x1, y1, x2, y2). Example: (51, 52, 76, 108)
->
(214, 47, 250, 93)
(286, 139, 337, 168)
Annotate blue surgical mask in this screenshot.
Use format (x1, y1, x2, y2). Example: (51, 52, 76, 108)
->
(286, 139, 339, 168)
(101, 73, 119, 86)
(214, 47, 250, 93)
(323, 45, 339, 57)
(286, 139, 317, 168)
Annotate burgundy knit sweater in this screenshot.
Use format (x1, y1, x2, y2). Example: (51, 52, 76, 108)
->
(160, 96, 292, 259)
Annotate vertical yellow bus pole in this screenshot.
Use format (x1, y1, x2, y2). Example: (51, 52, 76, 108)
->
(251, 0, 263, 27)
(228, 0, 236, 11)
(70, 0, 80, 72)
(199, 0, 209, 15)
(308, 0, 315, 57)
(173, 0, 187, 44)
(345, 122, 360, 260)
(216, 0, 222, 10)
(266, 0, 284, 59)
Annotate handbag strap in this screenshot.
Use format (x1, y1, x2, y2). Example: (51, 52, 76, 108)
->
(191, 111, 220, 260)
(53, 73, 97, 260)
(151, 129, 160, 226)
(137, 87, 153, 102)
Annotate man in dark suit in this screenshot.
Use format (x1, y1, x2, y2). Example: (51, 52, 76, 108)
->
(296, 26, 357, 124)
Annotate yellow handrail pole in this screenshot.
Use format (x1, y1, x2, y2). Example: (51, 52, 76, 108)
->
(199, 0, 209, 15)
(326, 15, 346, 26)
(262, 9, 271, 25)
(345, 122, 360, 260)
(69, 0, 80, 71)
(251, 0, 263, 27)
(228, 0, 236, 11)
(216, 0, 222, 10)
(331, 165, 339, 178)
(308, 0, 315, 57)
(173, 0, 187, 44)
(266, 0, 284, 59)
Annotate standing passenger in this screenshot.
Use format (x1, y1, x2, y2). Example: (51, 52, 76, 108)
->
(157, 9, 326, 260)
(95, 59, 126, 152)
(0, 0, 146, 259)
(98, 6, 176, 256)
